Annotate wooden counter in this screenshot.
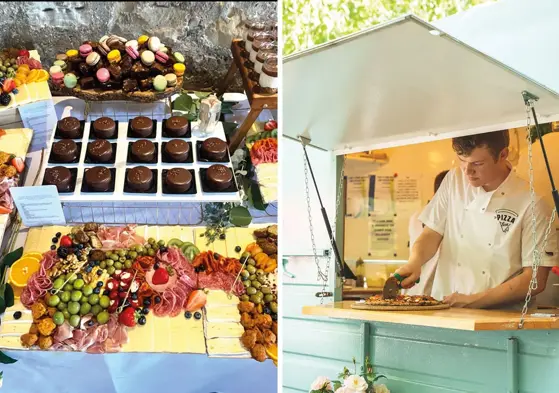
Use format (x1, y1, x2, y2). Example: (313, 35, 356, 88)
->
(302, 301, 559, 331)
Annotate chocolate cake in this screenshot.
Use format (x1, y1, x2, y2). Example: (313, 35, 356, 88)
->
(131, 140, 156, 162)
(57, 117, 81, 139)
(51, 139, 78, 163)
(87, 139, 113, 163)
(126, 166, 153, 192)
(164, 139, 190, 162)
(201, 138, 227, 161)
(165, 168, 192, 193)
(84, 166, 112, 192)
(44, 166, 72, 192)
(165, 116, 188, 137)
(92, 117, 116, 139)
(205, 164, 233, 191)
(130, 116, 153, 137)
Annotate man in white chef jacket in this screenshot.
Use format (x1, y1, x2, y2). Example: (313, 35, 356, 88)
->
(404, 170, 448, 296)
(396, 130, 559, 308)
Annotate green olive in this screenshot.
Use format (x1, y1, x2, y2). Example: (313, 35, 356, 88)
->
(107, 266, 115, 275)
(248, 258, 256, 266)
(148, 248, 155, 256)
(240, 295, 250, 302)
(242, 280, 251, 288)
(261, 286, 271, 294)
(148, 237, 156, 244)
(105, 251, 112, 258)
(250, 294, 262, 304)
(257, 275, 266, 284)
(158, 240, 166, 246)
(241, 252, 251, 260)
(144, 243, 151, 250)
(247, 287, 257, 295)
(117, 250, 127, 257)
(136, 245, 144, 253)
(249, 274, 256, 281)
(109, 253, 119, 261)
(114, 262, 123, 270)
(246, 265, 256, 274)
(119, 256, 126, 262)
(128, 251, 138, 259)
(241, 270, 250, 279)
(106, 260, 114, 267)
(251, 281, 261, 289)
(270, 302, 278, 313)
(264, 294, 274, 303)
(256, 269, 265, 276)
(124, 260, 132, 269)
(99, 261, 107, 269)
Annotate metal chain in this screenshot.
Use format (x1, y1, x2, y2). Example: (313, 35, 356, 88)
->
(519, 100, 557, 328)
(301, 143, 346, 304)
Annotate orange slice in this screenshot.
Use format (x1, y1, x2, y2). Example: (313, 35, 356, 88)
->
(266, 343, 277, 362)
(8, 257, 41, 288)
(36, 69, 49, 82)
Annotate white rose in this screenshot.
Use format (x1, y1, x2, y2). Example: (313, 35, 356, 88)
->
(343, 375, 368, 392)
(310, 376, 333, 391)
(374, 384, 390, 393)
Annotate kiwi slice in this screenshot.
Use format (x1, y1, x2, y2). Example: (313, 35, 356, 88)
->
(185, 245, 200, 261)
(180, 242, 195, 255)
(167, 238, 184, 248)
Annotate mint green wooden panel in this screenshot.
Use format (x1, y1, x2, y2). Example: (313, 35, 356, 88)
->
(284, 353, 357, 391)
(284, 283, 337, 320)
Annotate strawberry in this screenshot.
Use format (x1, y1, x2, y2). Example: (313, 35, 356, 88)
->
(185, 290, 207, 312)
(119, 306, 138, 327)
(152, 266, 172, 285)
(109, 290, 119, 300)
(264, 120, 277, 131)
(59, 235, 73, 248)
(130, 298, 140, 309)
(0, 206, 12, 214)
(18, 49, 30, 58)
(552, 266, 559, 277)
(0, 129, 6, 137)
(108, 299, 118, 313)
(2, 79, 15, 94)
(11, 157, 24, 173)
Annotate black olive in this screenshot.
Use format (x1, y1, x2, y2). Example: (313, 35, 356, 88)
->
(13, 311, 22, 320)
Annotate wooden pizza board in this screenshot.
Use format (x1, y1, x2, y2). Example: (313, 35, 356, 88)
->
(351, 302, 450, 311)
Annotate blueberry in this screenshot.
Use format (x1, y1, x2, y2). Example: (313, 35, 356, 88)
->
(154, 296, 161, 304)
(13, 311, 22, 320)
(93, 288, 100, 294)
(131, 293, 138, 300)
(154, 263, 160, 270)
(85, 267, 92, 273)
(184, 311, 192, 319)
(97, 281, 103, 287)
(118, 287, 125, 292)
(142, 307, 149, 315)
(12, 88, 18, 94)
(78, 244, 84, 249)
(160, 247, 168, 253)
(263, 307, 271, 315)
(50, 245, 56, 250)
(56, 232, 61, 238)
(214, 253, 220, 259)
(57, 247, 68, 258)
(194, 267, 200, 273)
(143, 298, 151, 307)
(234, 246, 241, 252)
(77, 273, 83, 279)
(272, 314, 277, 321)
(194, 312, 202, 320)
(138, 316, 146, 326)
(219, 233, 226, 240)
(96, 269, 102, 276)
(103, 290, 110, 296)
(87, 320, 95, 327)
(52, 237, 58, 243)
(94, 261, 100, 266)
(200, 265, 206, 272)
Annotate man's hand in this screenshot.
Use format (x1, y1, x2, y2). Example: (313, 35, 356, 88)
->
(443, 293, 482, 308)
(394, 261, 422, 289)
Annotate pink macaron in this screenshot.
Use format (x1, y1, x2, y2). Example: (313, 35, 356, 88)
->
(51, 71, 65, 85)
(96, 68, 110, 83)
(155, 50, 169, 64)
(126, 45, 139, 60)
(79, 44, 92, 58)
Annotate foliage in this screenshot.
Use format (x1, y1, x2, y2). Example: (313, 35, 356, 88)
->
(310, 357, 386, 393)
(283, 0, 496, 55)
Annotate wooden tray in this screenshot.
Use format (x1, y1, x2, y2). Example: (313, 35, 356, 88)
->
(351, 302, 450, 311)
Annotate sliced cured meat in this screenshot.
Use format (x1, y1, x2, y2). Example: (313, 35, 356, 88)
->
(86, 343, 105, 354)
(21, 250, 57, 307)
(156, 247, 197, 289)
(145, 266, 178, 293)
(198, 271, 244, 296)
(97, 225, 145, 249)
(53, 322, 73, 343)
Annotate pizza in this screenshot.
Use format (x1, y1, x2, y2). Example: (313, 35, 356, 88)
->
(364, 294, 445, 307)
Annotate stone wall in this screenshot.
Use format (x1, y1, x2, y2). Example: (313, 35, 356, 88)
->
(0, 1, 277, 90)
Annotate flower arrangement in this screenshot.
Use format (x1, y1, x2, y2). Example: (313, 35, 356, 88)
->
(309, 357, 389, 393)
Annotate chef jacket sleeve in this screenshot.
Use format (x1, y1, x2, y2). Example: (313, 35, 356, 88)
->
(522, 197, 559, 267)
(418, 169, 452, 236)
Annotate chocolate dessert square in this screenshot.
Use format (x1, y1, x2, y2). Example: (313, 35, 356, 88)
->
(126, 118, 156, 139)
(196, 140, 229, 163)
(122, 79, 138, 93)
(99, 80, 118, 91)
(199, 167, 239, 193)
(78, 63, 94, 77)
(42, 167, 78, 193)
(48, 142, 82, 164)
(84, 142, 117, 164)
(162, 169, 197, 195)
(163, 118, 192, 138)
(80, 167, 117, 193)
(139, 78, 153, 91)
(162, 141, 193, 163)
(108, 64, 122, 81)
(79, 76, 96, 90)
(54, 119, 85, 140)
(150, 62, 166, 77)
(88, 120, 119, 140)
(126, 141, 159, 164)
(123, 168, 158, 194)
(131, 62, 150, 80)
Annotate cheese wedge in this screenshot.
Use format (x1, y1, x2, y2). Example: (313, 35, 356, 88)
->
(205, 322, 245, 339)
(205, 306, 241, 323)
(205, 290, 240, 308)
(206, 337, 250, 357)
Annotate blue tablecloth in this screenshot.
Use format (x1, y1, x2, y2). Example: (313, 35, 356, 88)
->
(2, 351, 277, 392)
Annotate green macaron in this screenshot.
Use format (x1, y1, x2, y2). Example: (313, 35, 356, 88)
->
(153, 75, 168, 92)
(63, 73, 78, 89)
(53, 60, 67, 71)
(173, 52, 185, 64)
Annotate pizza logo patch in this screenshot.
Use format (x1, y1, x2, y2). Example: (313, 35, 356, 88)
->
(495, 209, 518, 233)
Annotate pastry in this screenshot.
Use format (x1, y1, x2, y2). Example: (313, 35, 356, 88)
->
(205, 164, 233, 191)
(79, 76, 95, 90)
(164, 73, 177, 87)
(84, 166, 112, 192)
(139, 78, 153, 91)
(96, 68, 110, 83)
(165, 116, 188, 137)
(125, 40, 138, 49)
(107, 49, 121, 64)
(63, 73, 77, 88)
(87, 140, 113, 163)
(164, 139, 190, 162)
(108, 64, 122, 81)
(57, 117, 81, 139)
(53, 60, 67, 71)
(126, 166, 153, 192)
(155, 50, 168, 64)
(131, 140, 155, 162)
(201, 137, 227, 161)
(165, 168, 192, 193)
(86, 52, 100, 67)
(49, 65, 62, 75)
(173, 63, 185, 76)
(148, 37, 161, 52)
(56, 54, 68, 62)
(131, 62, 150, 80)
(130, 116, 153, 137)
(141, 50, 155, 66)
(78, 62, 94, 77)
(122, 79, 138, 92)
(153, 75, 167, 91)
(126, 45, 139, 60)
(92, 117, 116, 139)
(150, 62, 166, 77)
(138, 35, 149, 46)
(44, 166, 72, 192)
(173, 52, 185, 63)
(259, 56, 278, 94)
(51, 139, 78, 163)
(51, 71, 64, 85)
(79, 44, 92, 58)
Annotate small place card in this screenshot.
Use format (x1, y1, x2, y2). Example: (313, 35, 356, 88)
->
(10, 185, 66, 227)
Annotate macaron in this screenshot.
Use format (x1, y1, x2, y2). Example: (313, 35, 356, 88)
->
(79, 44, 92, 58)
(51, 71, 65, 85)
(126, 45, 139, 60)
(86, 52, 101, 66)
(141, 50, 155, 66)
(98, 41, 110, 56)
(125, 40, 138, 49)
(173, 63, 185, 77)
(56, 54, 68, 62)
(147, 36, 161, 52)
(155, 50, 169, 64)
(107, 49, 121, 64)
(63, 73, 78, 88)
(106, 35, 121, 48)
(99, 35, 110, 43)
(164, 73, 177, 87)
(153, 75, 167, 92)
(53, 60, 67, 71)
(49, 65, 62, 76)
(96, 68, 110, 83)
(173, 52, 185, 64)
(66, 49, 79, 58)
(138, 35, 149, 45)
(159, 46, 168, 54)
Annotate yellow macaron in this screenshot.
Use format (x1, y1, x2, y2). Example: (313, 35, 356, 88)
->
(138, 35, 149, 45)
(107, 49, 121, 63)
(66, 49, 78, 58)
(173, 63, 185, 76)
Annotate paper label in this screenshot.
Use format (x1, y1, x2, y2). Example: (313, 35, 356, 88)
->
(18, 99, 57, 152)
(10, 186, 66, 227)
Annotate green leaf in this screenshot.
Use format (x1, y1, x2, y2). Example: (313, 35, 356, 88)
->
(0, 296, 6, 315)
(372, 375, 386, 383)
(221, 101, 236, 115)
(229, 206, 252, 227)
(0, 351, 17, 364)
(332, 380, 342, 390)
(223, 122, 238, 139)
(249, 181, 268, 211)
(1, 247, 23, 269)
(173, 94, 193, 112)
(4, 284, 14, 308)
